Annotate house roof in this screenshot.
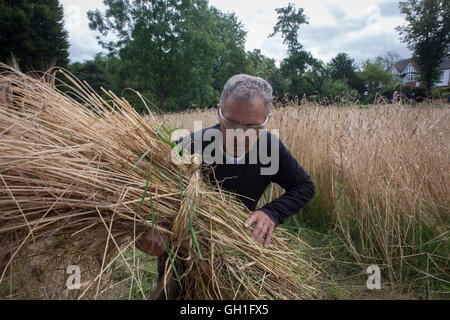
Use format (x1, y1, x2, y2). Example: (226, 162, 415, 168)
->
(437, 55, 450, 70)
(391, 55, 450, 73)
(392, 58, 417, 74)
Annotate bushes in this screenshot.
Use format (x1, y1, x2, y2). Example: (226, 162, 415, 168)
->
(431, 87, 450, 99)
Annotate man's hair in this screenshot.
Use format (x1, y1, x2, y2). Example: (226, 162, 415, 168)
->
(220, 74, 273, 118)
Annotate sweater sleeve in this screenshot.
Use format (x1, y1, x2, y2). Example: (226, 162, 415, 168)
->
(258, 138, 315, 227)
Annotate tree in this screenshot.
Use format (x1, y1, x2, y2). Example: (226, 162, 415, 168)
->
(268, 69, 289, 100)
(68, 54, 111, 97)
(302, 59, 330, 98)
(269, 3, 308, 53)
(210, 8, 251, 96)
(89, 0, 211, 111)
(322, 79, 357, 103)
(359, 60, 394, 93)
(396, 0, 450, 96)
(328, 53, 365, 94)
(328, 53, 356, 82)
(247, 49, 277, 80)
(0, 0, 69, 70)
(376, 51, 402, 70)
(246, 49, 288, 99)
(269, 3, 314, 98)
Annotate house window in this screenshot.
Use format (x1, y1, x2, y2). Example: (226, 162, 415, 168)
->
(405, 73, 416, 82)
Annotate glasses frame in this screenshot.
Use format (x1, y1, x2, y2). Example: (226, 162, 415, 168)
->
(219, 106, 269, 131)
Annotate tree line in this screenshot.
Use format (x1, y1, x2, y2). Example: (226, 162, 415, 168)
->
(1, 0, 448, 112)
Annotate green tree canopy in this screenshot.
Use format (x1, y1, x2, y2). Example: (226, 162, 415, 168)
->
(269, 3, 314, 99)
(328, 53, 357, 82)
(269, 3, 308, 53)
(88, 0, 250, 112)
(359, 60, 395, 93)
(280, 51, 317, 99)
(0, 0, 69, 70)
(268, 69, 289, 100)
(396, 0, 450, 96)
(328, 53, 365, 94)
(302, 59, 330, 98)
(247, 49, 277, 80)
(210, 7, 251, 96)
(322, 79, 357, 102)
(246, 49, 288, 99)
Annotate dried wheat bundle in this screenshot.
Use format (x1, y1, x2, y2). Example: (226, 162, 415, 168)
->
(0, 64, 321, 299)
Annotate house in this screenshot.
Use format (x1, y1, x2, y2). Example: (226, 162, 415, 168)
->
(388, 55, 450, 88)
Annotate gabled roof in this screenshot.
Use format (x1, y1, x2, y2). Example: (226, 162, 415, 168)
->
(392, 58, 417, 74)
(391, 55, 450, 73)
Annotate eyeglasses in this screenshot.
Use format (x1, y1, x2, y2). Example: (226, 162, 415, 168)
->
(219, 107, 269, 131)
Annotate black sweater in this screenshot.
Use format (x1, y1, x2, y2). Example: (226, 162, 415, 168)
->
(176, 123, 315, 227)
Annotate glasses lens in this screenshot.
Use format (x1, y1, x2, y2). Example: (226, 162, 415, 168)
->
(220, 107, 266, 131)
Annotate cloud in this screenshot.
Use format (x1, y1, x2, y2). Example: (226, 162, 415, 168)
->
(319, 30, 411, 64)
(327, 3, 348, 21)
(301, 17, 367, 44)
(61, 0, 105, 63)
(379, 0, 402, 18)
(298, 2, 411, 63)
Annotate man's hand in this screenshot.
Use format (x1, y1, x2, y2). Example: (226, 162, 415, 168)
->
(136, 227, 169, 257)
(244, 210, 275, 248)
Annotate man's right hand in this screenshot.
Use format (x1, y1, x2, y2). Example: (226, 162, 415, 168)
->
(136, 227, 169, 257)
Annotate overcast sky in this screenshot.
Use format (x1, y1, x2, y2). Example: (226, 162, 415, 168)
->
(60, 0, 412, 65)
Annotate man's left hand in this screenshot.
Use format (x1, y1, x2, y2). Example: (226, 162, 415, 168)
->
(244, 210, 275, 248)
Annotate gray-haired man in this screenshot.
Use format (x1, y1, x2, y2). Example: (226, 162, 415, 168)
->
(136, 74, 315, 299)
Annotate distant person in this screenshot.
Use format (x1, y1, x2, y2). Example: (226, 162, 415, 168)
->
(408, 93, 416, 106)
(392, 91, 398, 103)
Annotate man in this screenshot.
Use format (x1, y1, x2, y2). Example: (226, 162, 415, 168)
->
(136, 74, 315, 299)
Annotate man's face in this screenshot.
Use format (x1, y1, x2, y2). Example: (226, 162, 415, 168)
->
(218, 94, 267, 158)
